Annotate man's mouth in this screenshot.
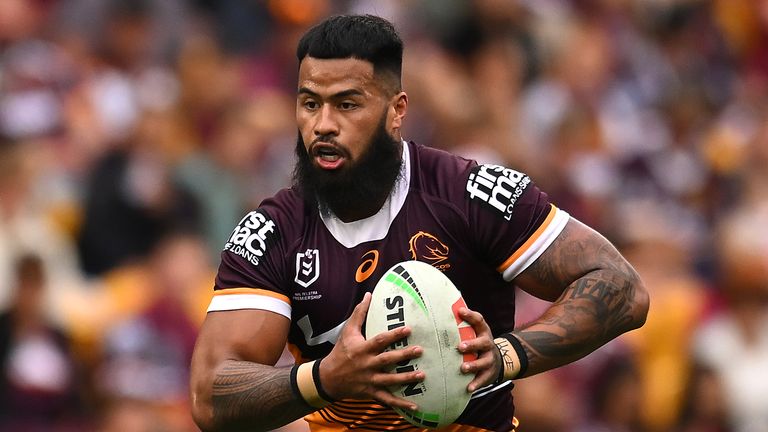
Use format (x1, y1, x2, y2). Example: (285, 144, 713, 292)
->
(312, 143, 347, 170)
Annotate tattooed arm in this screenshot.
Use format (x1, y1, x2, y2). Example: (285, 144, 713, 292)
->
(509, 217, 649, 376)
(189, 309, 311, 431)
(190, 295, 424, 432)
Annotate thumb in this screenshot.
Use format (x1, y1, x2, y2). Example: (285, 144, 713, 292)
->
(346, 291, 372, 331)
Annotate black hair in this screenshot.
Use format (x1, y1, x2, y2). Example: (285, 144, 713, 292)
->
(297, 15, 403, 90)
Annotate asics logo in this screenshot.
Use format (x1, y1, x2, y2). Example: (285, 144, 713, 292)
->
(355, 250, 379, 283)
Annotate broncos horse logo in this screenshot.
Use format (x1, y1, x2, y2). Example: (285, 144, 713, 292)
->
(408, 231, 451, 271)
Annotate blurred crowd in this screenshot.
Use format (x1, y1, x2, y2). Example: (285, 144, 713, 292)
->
(1, 0, 768, 431)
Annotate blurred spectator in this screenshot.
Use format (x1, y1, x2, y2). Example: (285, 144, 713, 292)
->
(619, 201, 713, 431)
(674, 363, 730, 432)
(0, 37, 75, 141)
(75, 114, 202, 275)
(0, 143, 85, 322)
(175, 91, 294, 260)
(573, 358, 645, 432)
(713, 0, 768, 80)
(692, 203, 768, 432)
(52, 0, 185, 170)
(96, 232, 212, 431)
(0, 254, 86, 430)
(509, 365, 573, 432)
(98, 398, 175, 432)
(2, 0, 768, 430)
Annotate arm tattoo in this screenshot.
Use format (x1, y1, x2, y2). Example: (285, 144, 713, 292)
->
(211, 360, 314, 431)
(514, 221, 646, 375)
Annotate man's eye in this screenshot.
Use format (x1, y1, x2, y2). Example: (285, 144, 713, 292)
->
(304, 101, 319, 110)
(340, 102, 357, 110)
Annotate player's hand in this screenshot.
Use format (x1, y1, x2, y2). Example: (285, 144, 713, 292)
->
(319, 292, 424, 411)
(456, 307, 499, 392)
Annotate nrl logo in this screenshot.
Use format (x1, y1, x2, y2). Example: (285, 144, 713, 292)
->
(295, 249, 320, 288)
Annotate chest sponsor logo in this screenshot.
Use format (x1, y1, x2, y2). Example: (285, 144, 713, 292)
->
(466, 164, 531, 220)
(295, 249, 320, 288)
(355, 250, 379, 283)
(409, 231, 450, 271)
(224, 210, 278, 266)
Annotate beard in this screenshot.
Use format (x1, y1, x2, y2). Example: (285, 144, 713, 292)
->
(293, 115, 403, 219)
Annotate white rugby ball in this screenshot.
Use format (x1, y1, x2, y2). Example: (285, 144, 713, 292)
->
(365, 260, 476, 429)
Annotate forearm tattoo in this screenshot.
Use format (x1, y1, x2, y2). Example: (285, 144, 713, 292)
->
(211, 360, 312, 431)
(515, 223, 644, 375)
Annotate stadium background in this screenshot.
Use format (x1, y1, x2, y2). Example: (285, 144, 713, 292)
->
(1, 0, 767, 431)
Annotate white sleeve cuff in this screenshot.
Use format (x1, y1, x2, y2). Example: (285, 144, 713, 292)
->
(207, 292, 291, 319)
(500, 207, 570, 281)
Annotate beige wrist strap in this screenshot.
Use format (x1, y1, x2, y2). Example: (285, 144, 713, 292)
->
(292, 360, 333, 408)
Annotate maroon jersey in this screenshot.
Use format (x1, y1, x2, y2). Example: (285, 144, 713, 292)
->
(208, 141, 570, 432)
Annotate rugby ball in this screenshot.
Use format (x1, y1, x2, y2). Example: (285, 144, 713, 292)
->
(365, 260, 476, 428)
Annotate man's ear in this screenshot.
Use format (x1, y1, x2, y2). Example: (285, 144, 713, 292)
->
(390, 91, 408, 131)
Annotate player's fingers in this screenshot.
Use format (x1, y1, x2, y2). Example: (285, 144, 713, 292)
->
(370, 368, 424, 388)
(368, 325, 412, 353)
(375, 345, 422, 368)
(345, 292, 372, 331)
(457, 334, 494, 355)
(460, 349, 495, 374)
(458, 307, 492, 336)
(466, 367, 498, 392)
(463, 350, 498, 392)
(372, 389, 418, 412)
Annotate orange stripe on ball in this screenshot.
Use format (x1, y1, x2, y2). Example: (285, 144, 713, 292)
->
(458, 327, 478, 362)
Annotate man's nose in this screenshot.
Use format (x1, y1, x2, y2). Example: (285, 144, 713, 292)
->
(314, 105, 339, 137)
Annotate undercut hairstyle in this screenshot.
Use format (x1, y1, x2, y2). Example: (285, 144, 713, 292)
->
(297, 14, 403, 92)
